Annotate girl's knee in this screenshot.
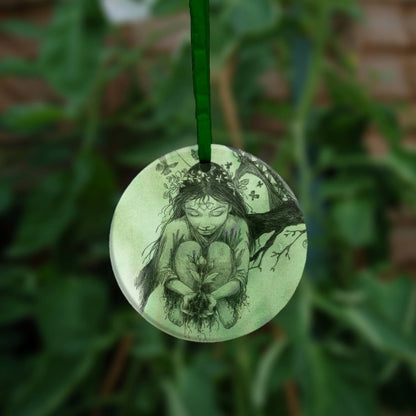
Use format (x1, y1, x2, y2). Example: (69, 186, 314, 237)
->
(176, 241, 201, 257)
(207, 243, 233, 281)
(207, 242, 232, 260)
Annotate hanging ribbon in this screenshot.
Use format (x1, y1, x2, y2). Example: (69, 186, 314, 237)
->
(189, 0, 212, 164)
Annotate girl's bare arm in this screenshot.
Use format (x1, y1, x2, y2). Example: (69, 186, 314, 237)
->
(211, 279, 240, 300)
(166, 279, 194, 296)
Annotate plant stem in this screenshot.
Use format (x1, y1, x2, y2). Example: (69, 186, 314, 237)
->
(91, 334, 133, 416)
(217, 55, 244, 150)
(292, 2, 329, 215)
(289, 2, 330, 415)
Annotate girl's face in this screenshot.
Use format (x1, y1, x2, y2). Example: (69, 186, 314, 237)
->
(184, 196, 231, 236)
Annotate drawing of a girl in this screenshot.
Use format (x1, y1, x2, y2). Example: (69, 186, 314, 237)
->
(137, 163, 253, 330)
(136, 151, 306, 333)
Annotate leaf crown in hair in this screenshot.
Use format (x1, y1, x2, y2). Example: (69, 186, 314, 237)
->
(159, 164, 241, 203)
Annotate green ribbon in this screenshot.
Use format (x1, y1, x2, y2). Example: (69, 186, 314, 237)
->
(189, 0, 212, 164)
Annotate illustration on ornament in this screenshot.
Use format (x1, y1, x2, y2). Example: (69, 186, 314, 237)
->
(135, 148, 307, 333)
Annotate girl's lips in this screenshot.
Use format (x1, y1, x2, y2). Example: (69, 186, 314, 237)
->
(198, 227, 215, 234)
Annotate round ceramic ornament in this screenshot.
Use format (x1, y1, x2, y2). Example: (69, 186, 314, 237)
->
(110, 144, 307, 342)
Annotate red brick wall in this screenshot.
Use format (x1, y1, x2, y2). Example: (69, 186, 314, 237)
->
(356, 1, 416, 273)
(0, 1, 54, 115)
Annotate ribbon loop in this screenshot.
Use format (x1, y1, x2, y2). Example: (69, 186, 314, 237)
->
(189, 0, 212, 163)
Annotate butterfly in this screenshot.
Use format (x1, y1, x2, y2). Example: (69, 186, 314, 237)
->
(191, 149, 198, 160)
(249, 190, 260, 201)
(156, 158, 178, 176)
(257, 181, 264, 188)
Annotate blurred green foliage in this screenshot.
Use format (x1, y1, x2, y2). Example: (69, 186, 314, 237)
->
(0, 0, 415, 415)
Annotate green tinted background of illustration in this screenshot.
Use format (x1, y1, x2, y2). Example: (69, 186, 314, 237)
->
(110, 144, 307, 342)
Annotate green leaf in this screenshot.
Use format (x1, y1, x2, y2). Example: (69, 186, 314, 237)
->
(251, 339, 287, 409)
(162, 380, 190, 416)
(151, 44, 194, 130)
(0, 181, 13, 215)
(39, 1, 107, 106)
(0, 297, 32, 325)
(386, 150, 416, 189)
(331, 0, 363, 20)
(0, 356, 22, 408)
(209, 0, 280, 70)
(210, 13, 238, 69)
(118, 136, 195, 167)
(325, 72, 369, 110)
(298, 342, 377, 416)
(36, 275, 108, 354)
(313, 285, 416, 365)
(0, 267, 36, 327)
(0, 104, 65, 133)
(358, 273, 416, 327)
(189, 270, 202, 283)
(8, 153, 93, 257)
(71, 154, 117, 244)
(0, 20, 44, 39)
(298, 342, 331, 416)
(332, 198, 375, 247)
(5, 353, 95, 416)
(0, 266, 34, 292)
(227, 0, 280, 37)
(233, 43, 275, 112)
(7, 171, 76, 257)
(312, 105, 368, 154)
(321, 176, 374, 199)
(275, 279, 312, 342)
(203, 273, 218, 284)
(343, 306, 416, 364)
(131, 319, 166, 359)
(153, 0, 188, 15)
(371, 104, 402, 149)
(0, 58, 40, 77)
(176, 364, 224, 416)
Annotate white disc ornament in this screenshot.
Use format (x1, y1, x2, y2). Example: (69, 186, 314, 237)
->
(110, 144, 307, 342)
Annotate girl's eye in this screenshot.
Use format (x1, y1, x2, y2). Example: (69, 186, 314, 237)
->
(186, 210, 200, 217)
(211, 210, 225, 217)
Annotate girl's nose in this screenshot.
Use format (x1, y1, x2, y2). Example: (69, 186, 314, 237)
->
(201, 220, 212, 228)
(200, 216, 210, 226)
